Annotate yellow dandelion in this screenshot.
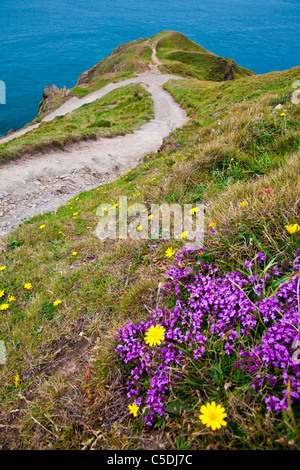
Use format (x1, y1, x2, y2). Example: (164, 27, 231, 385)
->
(240, 201, 248, 208)
(165, 247, 175, 258)
(181, 231, 189, 239)
(113, 203, 119, 209)
(53, 299, 62, 306)
(73, 212, 78, 216)
(286, 224, 300, 234)
(72, 252, 78, 256)
(199, 402, 227, 431)
(39, 224, 46, 229)
(137, 225, 142, 231)
(128, 403, 139, 417)
(14, 374, 20, 388)
(189, 207, 199, 215)
(144, 324, 166, 347)
(0, 303, 9, 310)
(148, 214, 153, 219)
(0, 266, 6, 271)
(24, 283, 32, 290)
(8, 296, 15, 302)
(280, 112, 286, 116)
(0, 290, 4, 297)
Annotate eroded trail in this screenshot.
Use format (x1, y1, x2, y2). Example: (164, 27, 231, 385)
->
(0, 67, 187, 236)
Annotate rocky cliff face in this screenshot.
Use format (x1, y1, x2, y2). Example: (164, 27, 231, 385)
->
(38, 84, 73, 116)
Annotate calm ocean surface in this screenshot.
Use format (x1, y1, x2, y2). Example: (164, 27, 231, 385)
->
(0, 0, 299, 136)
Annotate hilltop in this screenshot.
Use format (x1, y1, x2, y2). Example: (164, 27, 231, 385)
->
(0, 31, 300, 450)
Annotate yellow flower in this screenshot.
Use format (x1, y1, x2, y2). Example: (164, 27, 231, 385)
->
(137, 225, 142, 231)
(0, 266, 6, 271)
(8, 296, 15, 302)
(165, 247, 175, 258)
(53, 299, 62, 306)
(189, 207, 199, 215)
(73, 212, 78, 216)
(24, 283, 32, 290)
(199, 402, 227, 431)
(144, 324, 166, 347)
(0, 304, 9, 310)
(128, 403, 139, 417)
(39, 224, 45, 229)
(240, 201, 248, 208)
(286, 224, 300, 234)
(181, 231, 189, 239)
(72, 252, 78, 256)
(208, 221, 216, 228)
(148, 214, 153, 219)
(14, 374, 20, 388)
(280, 112, 286, 116)
(0, 290, 4, 297)
(113, 203, 119, 209)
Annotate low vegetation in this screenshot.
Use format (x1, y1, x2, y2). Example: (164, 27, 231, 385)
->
(0, 32, 299, 450)
(0, 84, 153, 165)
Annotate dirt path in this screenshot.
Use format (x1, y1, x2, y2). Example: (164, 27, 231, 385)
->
(0, 49, 187, 237)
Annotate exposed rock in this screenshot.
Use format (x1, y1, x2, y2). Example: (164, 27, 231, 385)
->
(5, 128, 15, 136)
(38, 84, 73, 116)
(76, 64, 98, 85)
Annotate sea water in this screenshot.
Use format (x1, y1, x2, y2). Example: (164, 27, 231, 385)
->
(0, 0, 299, 136)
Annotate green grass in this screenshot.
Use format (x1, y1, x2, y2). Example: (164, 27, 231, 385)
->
(152, 31, 254, 80)
(0, 84, 154, 165)
(0, 34, 300, 450)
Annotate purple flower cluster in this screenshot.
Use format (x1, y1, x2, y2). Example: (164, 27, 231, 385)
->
(116, 248, 300, 425)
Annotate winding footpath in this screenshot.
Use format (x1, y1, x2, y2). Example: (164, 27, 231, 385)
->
(0, 47, 187, 237)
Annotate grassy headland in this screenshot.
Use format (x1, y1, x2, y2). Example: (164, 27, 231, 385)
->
(0, 32, 300, 450)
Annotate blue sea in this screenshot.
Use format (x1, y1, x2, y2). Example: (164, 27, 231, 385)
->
(0, 0, 299, 137)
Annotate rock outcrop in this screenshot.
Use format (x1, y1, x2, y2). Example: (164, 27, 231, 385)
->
(38, 84, 73, 116)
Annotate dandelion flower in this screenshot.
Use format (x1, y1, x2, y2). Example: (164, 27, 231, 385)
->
(137, 225, 142, 231)
(199, 402, 227, 431)
(128, 403, 139, 417)
(0, 266, 6, 271)
(240, 201, 248, 208)
(280, 112, 286, 116)
(39, 224, 46, 229)
(72, 252, 78, 256)
(53, 299, 62, 306)
(24, 283, 32, 290)
(286, 224, 300, 234)
(0, 304, 9, 310)
(181, 231, 189, 239)
(165, 247, 175, 258)
(144, 324, 166, 347)
(73, 212, 78, 216)
(0, 290, 4, 297)
(14, 374, 20, 387)
(189, 207, 199, 215)
(148, 214, 153, 219)
(8, 296, 15, 302)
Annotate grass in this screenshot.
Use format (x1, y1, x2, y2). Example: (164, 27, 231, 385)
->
(0, 84, 153, 165)
(0, 33, 300, 450)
